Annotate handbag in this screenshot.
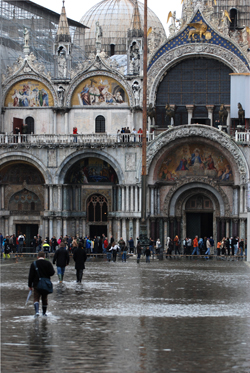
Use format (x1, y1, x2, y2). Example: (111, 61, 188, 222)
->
(33, 261, 53, 294)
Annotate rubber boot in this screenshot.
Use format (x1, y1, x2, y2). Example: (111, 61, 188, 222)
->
(42, 306, 47, 316)
(79, 270, 83, 283)
(61, 274, 64, 282)
(58, 274, 62, 282)
(34, 302, 39, 317)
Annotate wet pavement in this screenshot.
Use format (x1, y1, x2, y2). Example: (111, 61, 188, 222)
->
(1, 257, 250, 373)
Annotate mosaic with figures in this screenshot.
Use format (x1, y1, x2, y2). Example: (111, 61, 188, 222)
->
(71, 76, 129, 106)
(65, 158, 118, 184)
(158, 144, 233, 182)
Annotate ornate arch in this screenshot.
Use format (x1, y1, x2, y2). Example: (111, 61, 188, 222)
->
(164, 180, 230, 217)
(146, 125, 248, 184)
(2, 74, 58, 108)
(5, 181, 44, 212)
(0, 152, 52, 184)
(56, 150, 125, 185)
(67, 70, 133, 107)
(147, 46, 248, 104)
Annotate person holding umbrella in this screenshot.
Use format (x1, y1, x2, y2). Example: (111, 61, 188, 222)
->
(73, 242, 87, 283)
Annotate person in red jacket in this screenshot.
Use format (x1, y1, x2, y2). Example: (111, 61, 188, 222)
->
(73, 127, 77, 143)
(192, 236, 199, 255)
(103, 237, 108, 253)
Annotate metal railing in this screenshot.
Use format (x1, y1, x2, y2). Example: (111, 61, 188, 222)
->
(0, 133, 155, 145)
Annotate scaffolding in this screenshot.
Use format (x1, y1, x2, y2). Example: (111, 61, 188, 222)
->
(0, 0, 87, 77)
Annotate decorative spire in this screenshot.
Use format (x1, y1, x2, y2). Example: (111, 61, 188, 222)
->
(131, 0, 142, 31)
(56, 0, 71, 42)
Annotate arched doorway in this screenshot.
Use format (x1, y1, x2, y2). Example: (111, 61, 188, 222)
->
(185, 194, 213, 239)
(87, 194, 108, 238)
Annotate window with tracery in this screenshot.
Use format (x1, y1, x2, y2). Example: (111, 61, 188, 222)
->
(87, 194, 108, 222)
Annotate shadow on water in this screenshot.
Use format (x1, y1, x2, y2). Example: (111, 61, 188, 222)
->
(1, 258, 250, 372)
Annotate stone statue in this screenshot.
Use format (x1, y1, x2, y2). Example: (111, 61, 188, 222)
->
(169, 11, 178, 37)
(58, 49, 67, 78)
(57, 86, 65, 107)
(219, 104, 228, 126)
(132, 81, 141, 107)
(99, 49, 107, 59)
(130, 42, 140, 75)
(165, 103, 175, 125)
(147, 103, 156, 126)
(23, 27, 30, 55)
(95, 22, 102, 54)
(238, 103, 245, 126)
(24, 27, 29, 46)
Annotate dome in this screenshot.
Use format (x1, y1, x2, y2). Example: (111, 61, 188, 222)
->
(79, 0, 166, 56)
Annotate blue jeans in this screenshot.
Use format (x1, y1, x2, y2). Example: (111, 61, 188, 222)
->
(146, 255, 150, 263)
(234, 244, 238, 255)
(192, 247, 199, 255)
(57, 267, 65, 277)
(107, 252, 111, 261)
(205, 248, 210, 255)
(122, 251, 127, 262)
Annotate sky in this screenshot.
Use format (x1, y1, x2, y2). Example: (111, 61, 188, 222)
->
(33, 0, 183, 34)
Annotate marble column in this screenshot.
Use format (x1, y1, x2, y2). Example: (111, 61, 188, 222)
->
(164, 218, 168, 248)
(186, 105, 194, 124)
(5, 217, 9, 235)
(121, 187, 125, 212)
(225, 105, 230, 133)
(206, 105, 214, 126)
(151, 188, 154, 216)
(117, 219, 121, 241)
(49, 217, 53, 238)
(126, 186, 129, 212)
(177, 218, 181, 237)
(53, 109, 57, 134)
(76, 219, 80, 236)
(154, 189, 158, 215)
(136, 218, 140, 242)
(65, 112, 69, 134)
(232, 219, 239, 237)
(139, 187, 142, 213)
(58, 185, 62, 212)
(49, 185, 53, 211)
(217, 218, 221, 241)
(79, 218, 83, 238)
(129, 218, 133, 241)
(170, 218, 174, 239)
(157, 189, 160, 215)
(135, 186, 138, 212)
(1, 185, 4, 209)
(63, 219, 67, 236)
(240, 186, 244, 214)
(57, 218, 62, 238)
(122, 218, 126, 242)
(226, 219, 230, 238)
(150, 219, 155, 240)
(240, 218, 246, 240)
(44, 185, 49, 211)
(130, 186, 134, 212)
(233, 187, 239, 215)
(221, 218, 225, 238)
(108, 218, 112, 239)
(82, 218, 86, 237)
(44, 218, 49, 238)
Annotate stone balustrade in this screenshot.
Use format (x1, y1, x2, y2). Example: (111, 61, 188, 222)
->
(235, 130, 250, 143)
(0, 132, 155, 145)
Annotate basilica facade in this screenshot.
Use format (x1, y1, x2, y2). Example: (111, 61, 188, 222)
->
(0, 0, 250, 248)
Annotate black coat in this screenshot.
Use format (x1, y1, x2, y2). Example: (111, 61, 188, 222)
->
(28, 259, 55, 288)
(53, 248, 69, 267)
(73, 247, 87, 270)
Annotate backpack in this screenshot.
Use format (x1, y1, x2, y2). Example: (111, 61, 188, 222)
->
(19, 236, 23, 243)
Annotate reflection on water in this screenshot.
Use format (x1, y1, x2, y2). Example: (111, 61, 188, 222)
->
(1, 259, 250, 372)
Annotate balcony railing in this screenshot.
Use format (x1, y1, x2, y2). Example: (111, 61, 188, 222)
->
(235, 130, 250, 143)
(0, 133, 155, 145)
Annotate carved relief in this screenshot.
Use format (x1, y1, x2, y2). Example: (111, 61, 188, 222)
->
(163, 178, 230, 217)
(125, 153, 137, 172)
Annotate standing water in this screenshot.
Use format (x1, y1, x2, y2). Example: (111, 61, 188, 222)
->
(1, 258, 250, 372)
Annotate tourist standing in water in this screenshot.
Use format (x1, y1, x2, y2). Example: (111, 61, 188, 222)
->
(28, 251, 55, 317)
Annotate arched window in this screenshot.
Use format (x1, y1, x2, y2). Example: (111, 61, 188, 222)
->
(25, 116, 34, 134)
(95, 115, 105, 133)
(87, 194, 108, 222)
(230, 8, 237, 30)
(110, 44, 115, 56)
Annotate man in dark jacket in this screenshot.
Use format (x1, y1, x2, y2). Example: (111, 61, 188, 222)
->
(53, 242, 69, 282)
(28, 251, 55, 317)
(73, 242, 87, 283)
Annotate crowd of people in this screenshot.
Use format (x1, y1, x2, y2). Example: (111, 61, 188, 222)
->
(165, 235, 247, 257)
(117, 127, 149, 142)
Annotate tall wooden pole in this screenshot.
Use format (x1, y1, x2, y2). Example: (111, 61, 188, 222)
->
(140, 0, 148, 244)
